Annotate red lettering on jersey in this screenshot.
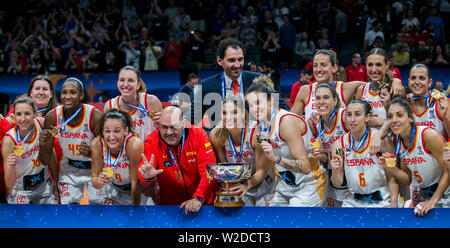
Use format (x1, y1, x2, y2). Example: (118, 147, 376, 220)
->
(416, 121, 436, 128)
(321, 136, 340, 149)
(368, 101, 384, 108)
(134, 119, 145, 127)
(311, 102, 316, 111)
(60, 131, 89, 139)
(226, 150, 252, 158)
(346, 158, 376, 166)
(21, 144, 40, 159)
(404, 157, 427, 166)
(269, 141, 281, 150)
(115, 162, 129, 169)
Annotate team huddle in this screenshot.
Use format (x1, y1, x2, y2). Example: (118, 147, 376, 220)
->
(1, 38, 449, 217)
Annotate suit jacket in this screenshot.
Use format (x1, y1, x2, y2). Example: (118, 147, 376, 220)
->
(200, 70, 289, 129)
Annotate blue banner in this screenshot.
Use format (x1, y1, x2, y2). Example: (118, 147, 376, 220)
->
(0, 204, 448, 228)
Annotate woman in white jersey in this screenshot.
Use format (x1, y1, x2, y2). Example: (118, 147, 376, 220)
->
(383, 95, 449, 215)
(330, 99, 397, 207)
(355, 48, 403, 119)
(407, 64, 449, 138)
(2, 97, 56, 204)
(209, 93, 278, 206)
(39, 78, 103, 204)
(104, 65, 163, 142)
(246, 78, 327, 207)
(307, 83, 349, 207)
(290, 49, 405, 117)
(91, 109, 152, 205)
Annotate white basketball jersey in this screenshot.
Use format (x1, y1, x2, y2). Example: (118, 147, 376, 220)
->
(318, 108, 348, 159)
(108, 93, 157, 142)
(340, 128, 389, 198)
(6, 119, 48, 191)
(304, 81, 346, 118)
(399, 126, 444, 188)
(412, 100, 445, 135)
(55, 104, 95, 161)
(101, 134, 133, 187)
(359, 83, 386, 119)
(224, 121, 256, 166)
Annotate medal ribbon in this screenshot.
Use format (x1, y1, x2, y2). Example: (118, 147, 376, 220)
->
(16, 126, 34, 146)
(395, 125, 417, 159)
(227, 123, 247, 163)
(347, 127, 370, 152)
(412, 91, 434, 108)
(36, 107, 48, 114)
(60, 105, 82, 131)
(317, 107, 337, 139)
(259, 107, 279, 136)
(167, 129, 186, 170)
(106, 141, 125, 168)
(122, 94, 150, 117)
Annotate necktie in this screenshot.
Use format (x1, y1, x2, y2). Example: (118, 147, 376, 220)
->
(232, 80, 239, 95)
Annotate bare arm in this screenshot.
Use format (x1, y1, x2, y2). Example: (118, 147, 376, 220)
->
(290, 85, 309, 116)
(127, 136, 144, 205)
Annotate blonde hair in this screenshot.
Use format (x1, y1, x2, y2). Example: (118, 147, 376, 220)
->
(252, 75, 275, 90)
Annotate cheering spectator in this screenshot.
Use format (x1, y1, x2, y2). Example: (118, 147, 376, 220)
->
(433, 45, 449, 65)
(279, 15, 296, 67)
(401, 9, 420, 34)
(363, 20, 384, 52)
(118, 39, 141, 69)
(143, 38, 162, 71)
(424, 6, 446, 43)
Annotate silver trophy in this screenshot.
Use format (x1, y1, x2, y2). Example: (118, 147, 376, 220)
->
(207, 162, 252, 207)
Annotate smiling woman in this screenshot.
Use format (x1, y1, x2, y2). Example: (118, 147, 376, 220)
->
(2, 96, 57, 204)
(91, 109, 149, 205)
(39, 78, 103, 204)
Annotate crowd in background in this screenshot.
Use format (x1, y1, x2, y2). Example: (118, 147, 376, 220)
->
(0, 0, 448, 76)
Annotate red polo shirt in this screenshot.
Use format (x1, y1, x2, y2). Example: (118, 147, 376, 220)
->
(138, 123, 218, 205)
(345, 64, 368, 82)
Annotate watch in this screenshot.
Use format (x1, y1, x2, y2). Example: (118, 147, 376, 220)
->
(195, 196, 203, 203)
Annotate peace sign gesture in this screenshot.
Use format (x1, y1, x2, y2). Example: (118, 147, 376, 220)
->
(139, 154, 163, 180)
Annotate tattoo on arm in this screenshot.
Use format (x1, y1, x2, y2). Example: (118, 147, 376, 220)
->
(279, 158, 303, 173)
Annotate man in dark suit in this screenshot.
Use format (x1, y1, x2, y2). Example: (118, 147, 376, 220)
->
(199, 38, 288, 131)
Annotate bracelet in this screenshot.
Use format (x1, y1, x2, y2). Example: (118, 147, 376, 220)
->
(275, 155, 282, 164)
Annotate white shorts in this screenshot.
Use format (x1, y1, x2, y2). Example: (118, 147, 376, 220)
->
(7, 176, 56, 204)
(266, 170, 327, 207)
(243, 170, 279, 206)
(58, 157, 107, 204)
(101, 183, 155, 205)
(342, 188, 391, 208)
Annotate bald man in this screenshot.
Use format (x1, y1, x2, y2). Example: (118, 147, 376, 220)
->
(138, 106, 218, 214)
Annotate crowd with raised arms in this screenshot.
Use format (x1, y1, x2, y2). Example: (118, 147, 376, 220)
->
(0, 37, 449, 217)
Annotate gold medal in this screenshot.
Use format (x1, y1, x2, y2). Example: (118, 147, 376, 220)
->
(431, 89, 445, 99)
(385, 157, 397, 168)
(103, 166, 114, 178)
(148, 111, 156, 120)
(336, 148, 345, 158)
(13, 145, 24, 156)
(446, 141, 450, 148)
(50, 125, 59, 137)
(309, 137, 320, 148)
(256, 134, 269, 144)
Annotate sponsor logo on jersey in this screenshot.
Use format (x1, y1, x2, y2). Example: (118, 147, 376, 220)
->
(346, 157, 376, 166)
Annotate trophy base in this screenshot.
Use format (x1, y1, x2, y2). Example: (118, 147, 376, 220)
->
(214, 192, 245, 208)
